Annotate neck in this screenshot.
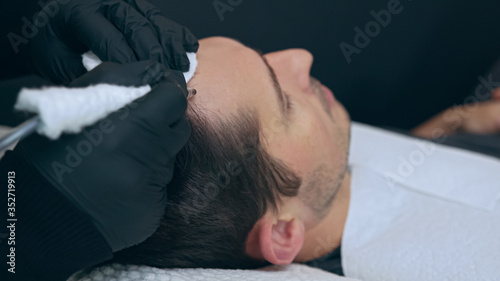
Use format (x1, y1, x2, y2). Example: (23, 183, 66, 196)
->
(294, 170, 351, 262)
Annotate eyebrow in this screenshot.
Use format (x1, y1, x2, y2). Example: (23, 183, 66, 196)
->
(250, 48, 288, 124)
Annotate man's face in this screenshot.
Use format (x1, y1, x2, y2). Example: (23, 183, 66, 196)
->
(188, 37, 351, 225)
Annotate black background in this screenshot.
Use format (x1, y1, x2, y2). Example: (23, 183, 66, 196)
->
(152, 0, 500, 130)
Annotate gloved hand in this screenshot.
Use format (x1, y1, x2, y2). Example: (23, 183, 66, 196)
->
(21, 0, 198, 84)
(14, 61, 191, 252)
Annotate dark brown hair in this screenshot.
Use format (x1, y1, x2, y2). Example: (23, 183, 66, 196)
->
(112, 106, 301, 269)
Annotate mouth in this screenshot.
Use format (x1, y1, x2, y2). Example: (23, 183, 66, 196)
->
(310, 77, 336, 113)
(321, 84, 335, 107)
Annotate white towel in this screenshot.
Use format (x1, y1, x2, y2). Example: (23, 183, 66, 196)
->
(342, 122, 500, 281)
(67, 263, 361, 281)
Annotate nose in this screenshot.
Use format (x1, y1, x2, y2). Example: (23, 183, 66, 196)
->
(264, 49, 314, 93)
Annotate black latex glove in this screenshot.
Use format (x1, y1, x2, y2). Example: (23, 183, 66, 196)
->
(21, 0, 198, 84)
(14, 62, 190, 252)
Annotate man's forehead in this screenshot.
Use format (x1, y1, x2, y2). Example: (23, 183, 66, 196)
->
(186, 37, 284, 125)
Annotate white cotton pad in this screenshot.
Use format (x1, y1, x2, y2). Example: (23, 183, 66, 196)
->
(183, 52, 198, 83)
(14, 84, 151, 139)
(81, 51, 101, 71)
(14, 51, 198, 140)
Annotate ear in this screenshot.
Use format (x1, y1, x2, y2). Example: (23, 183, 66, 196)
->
(245, 216, 305, 265)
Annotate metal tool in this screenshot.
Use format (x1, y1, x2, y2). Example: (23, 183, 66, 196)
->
(0, 116, 41, 152)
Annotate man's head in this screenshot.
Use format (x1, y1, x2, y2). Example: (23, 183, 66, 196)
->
(113, 37, 351, 268)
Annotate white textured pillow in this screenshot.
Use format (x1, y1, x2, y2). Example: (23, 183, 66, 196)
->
(67, 263, 361, 281)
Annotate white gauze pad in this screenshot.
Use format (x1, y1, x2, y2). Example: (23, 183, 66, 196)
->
(14, 84, 151, 139)
(14, 51, 197, 140)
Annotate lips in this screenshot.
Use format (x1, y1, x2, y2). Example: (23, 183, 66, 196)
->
(310, 77, 335, 114)
(321, 84, 335, 107)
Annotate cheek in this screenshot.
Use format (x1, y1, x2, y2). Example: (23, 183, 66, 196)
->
(278, 143, 316, 179)
(297, 108, 346, 169)
(296, 103, 334, 149)
(272, 115, 335, 176)
(268, 95, 345, 176)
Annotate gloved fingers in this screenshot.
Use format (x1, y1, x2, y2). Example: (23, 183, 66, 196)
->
(89, 76, 189, 176)
(133, 0, 199, 54)
(130, 75, 189, 127)
(132, 60, 168, 85)
(163, 114, 191, 162)
(72, 13, 137, 63)
(126, 0, 199, 52)
(69, 60, 167, 88)
(181, 26, 200, 53)
(92, 75, 189, 166)
(105, 1, 165, 65)
(153, 17, 199, 70)
(30, 35, 88, 85)
(125, 0, 199, 71)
